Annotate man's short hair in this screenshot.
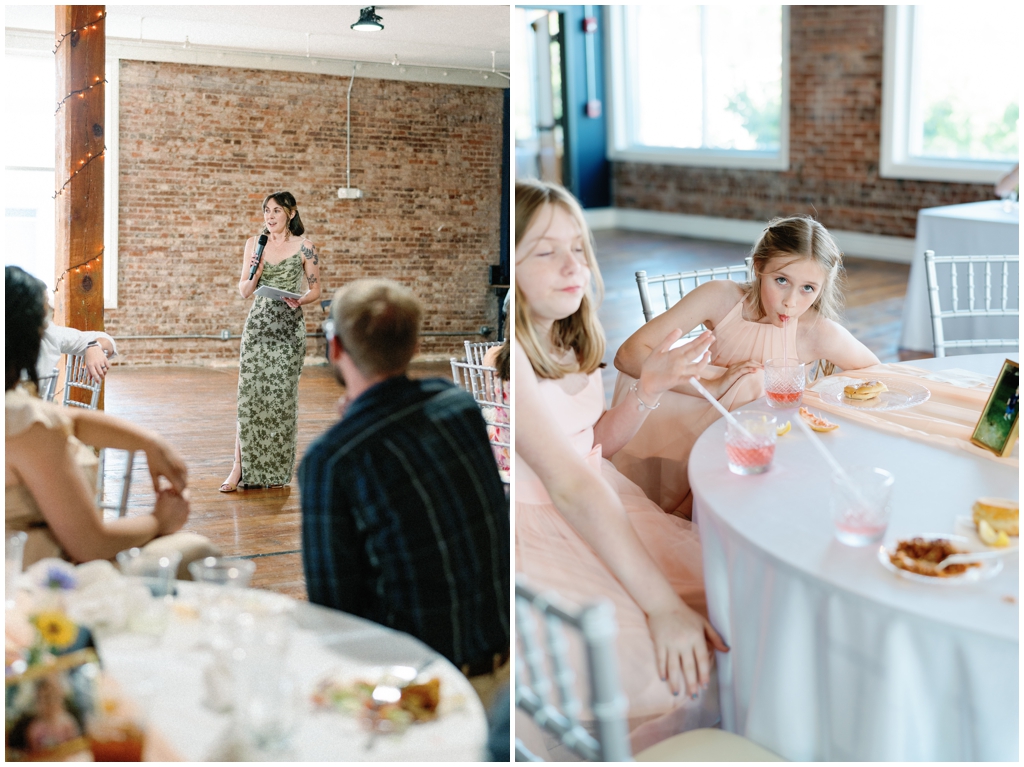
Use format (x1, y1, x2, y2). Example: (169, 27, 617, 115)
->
(330, 279, 421, 376)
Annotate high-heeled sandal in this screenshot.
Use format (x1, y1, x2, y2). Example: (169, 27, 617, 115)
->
(220, 465, 241, 493)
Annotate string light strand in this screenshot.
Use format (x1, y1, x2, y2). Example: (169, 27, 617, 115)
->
(55, 78, 107, 115)
(53, 148, 106, 200)
(53, 250, 104, 296)
(53, 12, 106, 55)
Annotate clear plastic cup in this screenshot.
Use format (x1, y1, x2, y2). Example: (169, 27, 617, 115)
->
(764, 358, 806, 409)
(187, 557, 256, 588)
(724, 410, 778, 475)
(116, 548, 182, 597)
(6, 531, 28, 606)
(830, 466, 894, 546)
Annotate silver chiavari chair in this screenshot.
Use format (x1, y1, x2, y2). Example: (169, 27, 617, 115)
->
(515, 577, 784, 762)
(450, 358, 509, 484)
(924, 251, 1019, 358)
(464, 340, 503, 366)
(635, 257, 753, 331)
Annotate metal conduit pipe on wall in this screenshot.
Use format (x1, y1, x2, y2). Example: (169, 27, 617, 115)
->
(115, 327, 494, 341)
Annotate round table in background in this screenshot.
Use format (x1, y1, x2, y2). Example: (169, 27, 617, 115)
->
(690, 353, 1018, 761)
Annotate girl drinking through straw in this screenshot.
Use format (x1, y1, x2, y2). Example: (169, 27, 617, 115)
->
(613, 216, 878, 518)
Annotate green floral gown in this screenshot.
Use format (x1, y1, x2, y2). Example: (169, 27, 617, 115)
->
(237, 251, 306, 486)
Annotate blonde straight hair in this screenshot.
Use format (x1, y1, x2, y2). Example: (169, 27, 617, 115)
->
(515, 180, 605, 379)
(742, 216, 845, 322)
(743, 216, 846, 378)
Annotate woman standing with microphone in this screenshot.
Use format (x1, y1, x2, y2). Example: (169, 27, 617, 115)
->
(221, 192, 321, 492)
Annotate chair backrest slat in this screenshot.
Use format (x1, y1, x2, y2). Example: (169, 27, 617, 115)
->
(61, 354, 101, 410)
(464, 340, 502, 366)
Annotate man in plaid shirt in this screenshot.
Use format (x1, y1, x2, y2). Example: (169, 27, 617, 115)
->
(299, 279, 509, 699)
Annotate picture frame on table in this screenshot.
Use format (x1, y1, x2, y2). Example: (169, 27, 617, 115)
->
(970, 358, 1019, 458)
(4, 648, 99, 762)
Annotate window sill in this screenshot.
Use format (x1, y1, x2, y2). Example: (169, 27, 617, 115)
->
(879, 157, 1015, 185)
(608, 146, 789, 171)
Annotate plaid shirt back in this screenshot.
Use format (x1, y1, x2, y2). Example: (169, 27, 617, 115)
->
(299, 375, 509, 667)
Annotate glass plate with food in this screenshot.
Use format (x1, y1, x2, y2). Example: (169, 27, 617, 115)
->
(814, 376, 930, 412)
(878, 534, 1004, 585)
(311, 663, 457, 737)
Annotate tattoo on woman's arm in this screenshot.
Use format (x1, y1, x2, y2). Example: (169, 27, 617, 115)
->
(307, 274, 319, 287)
(301, 243, 319, 265)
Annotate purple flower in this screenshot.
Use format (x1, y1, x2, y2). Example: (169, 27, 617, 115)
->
(45, 566, 77, 591)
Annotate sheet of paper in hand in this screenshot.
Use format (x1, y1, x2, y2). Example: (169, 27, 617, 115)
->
(254, 285, 303, 302)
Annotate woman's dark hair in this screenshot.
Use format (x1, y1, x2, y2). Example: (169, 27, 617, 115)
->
(6, 266, 47, 392)
(261, 191, 305, 237)
(495, 340, 510, 383)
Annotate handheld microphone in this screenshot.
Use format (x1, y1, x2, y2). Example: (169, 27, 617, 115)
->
(249, 234, 269, 281)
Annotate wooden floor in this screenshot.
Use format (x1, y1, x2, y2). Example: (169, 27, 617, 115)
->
(101, 360, 453, 600)
(591, 229, 930, 397)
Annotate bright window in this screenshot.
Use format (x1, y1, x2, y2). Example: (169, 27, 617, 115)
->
(4, 51, 56, 290)
(881, 5, 1019, 183)
(607, 5, 788, 170)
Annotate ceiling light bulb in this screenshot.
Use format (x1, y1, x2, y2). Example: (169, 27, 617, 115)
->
(351, 6, 384, 32)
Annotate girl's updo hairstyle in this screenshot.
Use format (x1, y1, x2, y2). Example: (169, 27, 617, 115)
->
(6, 266, 48, 392)
(261, 191, 305, 237)
(743, 215, 845, 322)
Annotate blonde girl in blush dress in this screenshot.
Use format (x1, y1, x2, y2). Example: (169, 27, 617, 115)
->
(514, 180, 729, 756)
(612, 217, 880, 518)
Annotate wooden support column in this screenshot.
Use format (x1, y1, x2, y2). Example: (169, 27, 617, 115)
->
(55, 5, 106, 407)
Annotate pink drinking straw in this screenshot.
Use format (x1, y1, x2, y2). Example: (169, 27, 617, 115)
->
(782, 315, 789, 365)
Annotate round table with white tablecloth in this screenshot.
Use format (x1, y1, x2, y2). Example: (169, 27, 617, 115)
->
(690, 354, 1018, 761)
(899, 200, 1019, 354)
(94, 585, 490, 761)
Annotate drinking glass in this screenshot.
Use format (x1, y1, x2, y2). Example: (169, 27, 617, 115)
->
(724, 410, 777, 475)
(116, 548, 181, 597)
(764, 358, 806, 409)
(187, 557, 256, 588)
(830, 466, 894, 546)
(6, 531, 28, 606)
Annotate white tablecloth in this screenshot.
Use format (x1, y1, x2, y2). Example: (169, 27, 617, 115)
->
(691, 354, 1019, 761)
(899, 200, 1019, 353)
(95, 587, 490, 761)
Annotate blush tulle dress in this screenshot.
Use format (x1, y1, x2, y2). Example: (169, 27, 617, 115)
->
(610, 299, 799, 517)
(515, 348, 720, 755)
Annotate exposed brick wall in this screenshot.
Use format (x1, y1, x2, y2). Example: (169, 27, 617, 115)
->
(613, 5, 994, 238)
(106, 60, 504, 365)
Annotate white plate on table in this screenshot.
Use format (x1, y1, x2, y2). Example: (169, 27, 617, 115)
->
(815, 376, 930, 412)
(953, 516, 1019, 553)
(878, 534, 1004, 585)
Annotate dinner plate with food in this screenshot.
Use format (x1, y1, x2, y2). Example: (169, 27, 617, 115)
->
(954, 497, 1019, 551)
(878, 534, 1004, 585)
(814, 376, 931, 412)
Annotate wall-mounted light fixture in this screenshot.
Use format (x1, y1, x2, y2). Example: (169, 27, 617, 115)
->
(351, 7, 383, 32)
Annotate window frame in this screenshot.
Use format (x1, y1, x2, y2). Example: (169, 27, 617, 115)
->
(605, 4, 790, 171)
(880, 5, 1016, 184)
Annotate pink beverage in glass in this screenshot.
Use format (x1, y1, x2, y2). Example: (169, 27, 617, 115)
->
(725, 410, 778, 475)
(725, 441, 776, 474)
(830, 467, 894, 546)
(764, 359, 805, 409)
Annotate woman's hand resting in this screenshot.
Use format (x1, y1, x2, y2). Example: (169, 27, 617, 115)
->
(144, 436, 188, 494)
(647, 601, 730, 698)
(635, 329, 714, 404)
(153, 486, 190, 536)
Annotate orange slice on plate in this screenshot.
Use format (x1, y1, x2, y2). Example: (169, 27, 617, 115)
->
(799, 407, 838, 432)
